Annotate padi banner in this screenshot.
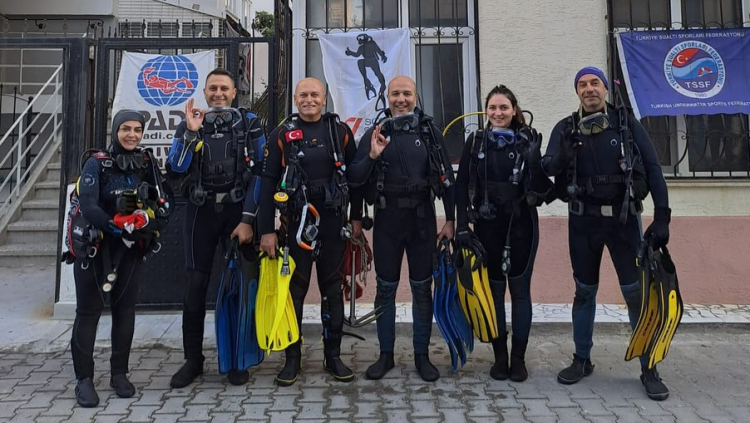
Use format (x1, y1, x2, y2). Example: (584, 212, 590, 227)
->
(617, 29, 750, 118)
(319, 28, 411, 141)
(112, 51, 216, 164)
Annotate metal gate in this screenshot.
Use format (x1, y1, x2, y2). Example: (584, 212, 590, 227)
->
(87, 17, 290, 308)
(2, 5, 292, 309)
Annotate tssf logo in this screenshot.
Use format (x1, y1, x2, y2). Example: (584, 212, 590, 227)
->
(137, 55, 198, 107)
(664, 41, 725, 99)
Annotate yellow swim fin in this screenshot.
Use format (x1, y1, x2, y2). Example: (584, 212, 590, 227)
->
(456, 247, 498, 343)
(256, 248, 299, 353)
(625, 245, 661, 361)
(648, 246, 682, 369)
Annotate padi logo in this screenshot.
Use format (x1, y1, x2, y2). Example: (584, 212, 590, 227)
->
(664, 41, 725, 99)
(137, 55, 199, 107)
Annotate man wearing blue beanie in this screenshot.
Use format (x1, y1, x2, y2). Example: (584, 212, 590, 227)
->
(541, 66, 672, 401)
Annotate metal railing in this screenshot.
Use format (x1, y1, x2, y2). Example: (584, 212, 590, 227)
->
(0, 64, 63, 225)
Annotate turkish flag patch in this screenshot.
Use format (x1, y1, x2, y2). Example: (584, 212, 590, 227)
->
(285, 129, 303, 143)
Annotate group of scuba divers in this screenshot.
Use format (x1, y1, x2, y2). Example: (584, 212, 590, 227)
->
(66, 64, 677, 408)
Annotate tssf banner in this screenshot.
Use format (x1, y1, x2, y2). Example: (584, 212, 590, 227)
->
(112, 51, 216, 163)
(617, 29, 750, 118)
(319, 28, 411, 141)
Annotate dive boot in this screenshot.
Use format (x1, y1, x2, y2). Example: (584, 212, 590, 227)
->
(170, 359, 204, 388)
(323, 339, 354, 382)
(509, 337, 528, 382)
(110, 373, 135, 398)
(275, 342, 301, 387)
(365, 352, 395, 380)
(75, 377, 99, 408)
(415, 354, 440, 382)
(489, 334, 509, 380)
(641, 367, 669, 401)
(227, 369, 250, 386)
(557, 354, 594, 385)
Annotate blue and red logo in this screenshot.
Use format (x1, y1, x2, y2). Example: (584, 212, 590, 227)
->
(137, 55, 199, 107)
(664, 41, 725, 99)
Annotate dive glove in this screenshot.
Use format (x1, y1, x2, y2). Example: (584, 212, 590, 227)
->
(455, 226, 486, 269)
(645, 207, 671, 249)
(516, 126, 543, 164)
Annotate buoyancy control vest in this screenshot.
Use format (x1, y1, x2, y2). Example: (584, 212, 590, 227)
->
(555, 106, 649, 222)
(273, 113, 350, 216)
(365, 110, 453, 207)
(465, 128, 527, 221)
(190, 108, 258, 204)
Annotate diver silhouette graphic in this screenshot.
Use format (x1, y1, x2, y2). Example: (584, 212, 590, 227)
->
(345, 33, 388, 111)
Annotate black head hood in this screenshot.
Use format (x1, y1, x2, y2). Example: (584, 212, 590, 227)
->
(110, 109, 146, 156)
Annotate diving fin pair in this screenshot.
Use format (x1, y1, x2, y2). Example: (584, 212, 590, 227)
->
(216, 241, 265, 374)
(625, 241, 683, 369)
(433, 240, 474, 372)
(256, 248, 300, 353)
(456, 246, 499, 343)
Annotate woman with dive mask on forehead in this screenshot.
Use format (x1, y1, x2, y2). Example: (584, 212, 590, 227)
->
(454, 85, 553, 382)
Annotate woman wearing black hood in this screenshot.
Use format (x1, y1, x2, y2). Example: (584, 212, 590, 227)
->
(70, 109, 172, 407)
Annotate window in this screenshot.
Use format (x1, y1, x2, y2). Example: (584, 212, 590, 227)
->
(686, 114, 749, 172)
(183, 22, 213, 38)
(409, 0, 468, 28)
(416, 44, 465, 161)
(146, 22, 179, 38)
(307, 0, 400, 29)
(118, 21, 145, 37)
(683, 0, 743, 27)
(609, 0, 749, 177)
(611, 0, 670, 28)
(297, 0, 479, 163)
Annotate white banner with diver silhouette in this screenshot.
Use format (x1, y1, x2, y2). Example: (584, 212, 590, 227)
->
(318, 28, 411, 141)
(111, 51, 216, 164)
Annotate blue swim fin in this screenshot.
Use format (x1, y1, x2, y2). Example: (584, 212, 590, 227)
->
(216, 246, 240, 374)
(236, 245, 264, 369)
(433, 241, 459, 371)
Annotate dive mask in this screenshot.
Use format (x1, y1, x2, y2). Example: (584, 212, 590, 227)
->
(379, 113, 421, 138)
(487, 128, 516, 149)
(204, 107, 239, 125)
(577, 112, 610, 135)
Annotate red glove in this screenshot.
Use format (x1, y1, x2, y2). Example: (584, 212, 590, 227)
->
(113, 212, 148, 232)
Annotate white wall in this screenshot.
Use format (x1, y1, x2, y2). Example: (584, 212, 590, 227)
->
(118, 0, 224, 21)
(0, 0, 116, 16)
(478, 0, 608, 140)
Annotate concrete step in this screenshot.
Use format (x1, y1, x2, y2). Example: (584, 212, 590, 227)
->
(5, 220, 58, 245)
(0, 243, 57, 267)
(45, 162, 61, 182)
(21, 199, 60, 221)
(33, 181, 61, 201)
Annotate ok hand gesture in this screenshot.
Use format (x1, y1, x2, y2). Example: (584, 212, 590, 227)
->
(369, 125, 389, 160)
(184, 98, 205, 132)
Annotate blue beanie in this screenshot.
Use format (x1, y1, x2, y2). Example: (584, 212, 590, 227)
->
(574, 66, 609, 90)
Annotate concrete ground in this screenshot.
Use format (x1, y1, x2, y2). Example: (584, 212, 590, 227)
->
(1, 263, 750, 422)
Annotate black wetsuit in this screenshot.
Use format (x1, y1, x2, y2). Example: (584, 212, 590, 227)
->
(543, 106, 669, 366)
(258, 114, 360, 365)
(347, 111, 455, 356)
(72, 147, 169, 380)
(166, 111, 266, 368)
(454, 126, 552, 351)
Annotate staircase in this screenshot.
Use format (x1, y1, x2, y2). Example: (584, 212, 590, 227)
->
(0, 156, 61, 267)
(0, 63, 64, 267)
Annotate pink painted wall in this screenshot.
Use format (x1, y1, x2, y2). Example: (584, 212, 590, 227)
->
(303, 216, 750, 305)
